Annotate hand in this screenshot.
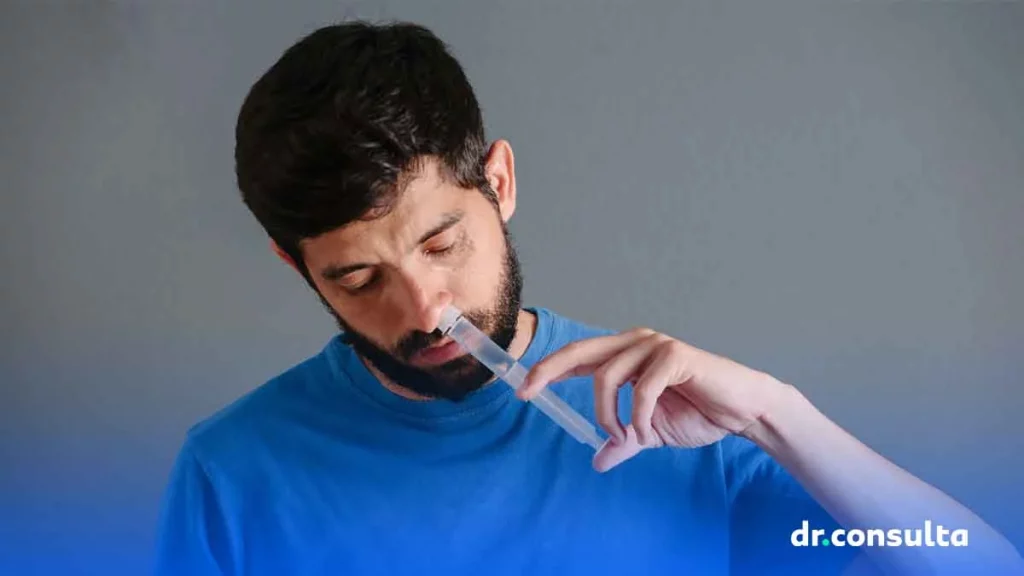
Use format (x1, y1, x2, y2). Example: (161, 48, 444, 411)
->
(519, 327, 789, 472)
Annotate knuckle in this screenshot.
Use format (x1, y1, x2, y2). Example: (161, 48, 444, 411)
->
(646, 333, 671, 349)
(656, 338, 687, 357)
(633, 385, 655, 404)
(593, 365, 614, 388)
(529, 364, 553, 383)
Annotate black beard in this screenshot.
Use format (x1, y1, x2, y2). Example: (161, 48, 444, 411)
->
(322, 225, 524, 402)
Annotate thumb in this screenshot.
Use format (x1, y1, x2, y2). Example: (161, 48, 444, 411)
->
(592, 425, 651, 473)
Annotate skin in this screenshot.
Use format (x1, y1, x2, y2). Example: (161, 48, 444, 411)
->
(273, 140, 535, 401)
(273, 140, 1023, 575)
(519, 331, 1024, 574)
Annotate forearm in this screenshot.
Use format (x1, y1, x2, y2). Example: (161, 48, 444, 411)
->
(742, 382, 1023, 575)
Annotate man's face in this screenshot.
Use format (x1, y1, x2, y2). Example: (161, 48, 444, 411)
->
(298, 158, 523, 401)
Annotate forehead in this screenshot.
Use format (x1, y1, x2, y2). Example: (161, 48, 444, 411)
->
(302, 160, 469, 259)
(353, 161, 465, 237)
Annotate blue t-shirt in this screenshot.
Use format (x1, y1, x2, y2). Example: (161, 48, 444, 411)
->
(154, 307, 859, 575)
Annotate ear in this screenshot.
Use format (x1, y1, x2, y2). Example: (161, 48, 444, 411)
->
(271, 239, 302, 274)
(484, 139, 516, 222)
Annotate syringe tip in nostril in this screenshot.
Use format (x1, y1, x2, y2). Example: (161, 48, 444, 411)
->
(437, 305, 462, 334)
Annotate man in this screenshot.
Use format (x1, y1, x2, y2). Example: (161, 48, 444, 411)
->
(154, 21, 1022, 576)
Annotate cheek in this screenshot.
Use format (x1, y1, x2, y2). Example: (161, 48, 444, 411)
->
(312, 280, 388, 338)
(452, 228, 505, 308)
(342, 305, 401, 349)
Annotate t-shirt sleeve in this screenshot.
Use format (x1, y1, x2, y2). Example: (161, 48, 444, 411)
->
(153, 441, 236, 576)
(722, 435, 863, 576)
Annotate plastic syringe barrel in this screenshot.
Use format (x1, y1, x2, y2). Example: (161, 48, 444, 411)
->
(439, 307, 605, 451)
(503, 362, 605, 450)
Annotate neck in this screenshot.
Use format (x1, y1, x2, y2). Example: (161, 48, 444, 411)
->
(367, 308, 538, 402)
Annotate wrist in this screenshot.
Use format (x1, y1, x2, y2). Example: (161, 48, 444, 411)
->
(740, 379, 816, 455)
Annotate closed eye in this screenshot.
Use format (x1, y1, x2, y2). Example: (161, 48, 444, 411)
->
(425, 243, 455, 257)
(422, 227, 464, 258)
(339, 271, 379, 294)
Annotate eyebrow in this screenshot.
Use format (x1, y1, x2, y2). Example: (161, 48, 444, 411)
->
(320, 210, 465, 282)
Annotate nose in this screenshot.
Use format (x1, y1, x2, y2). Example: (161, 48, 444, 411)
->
(391, 270, 453, 335)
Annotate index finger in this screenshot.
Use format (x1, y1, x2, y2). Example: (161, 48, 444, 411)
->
(519, 328, 653, 399)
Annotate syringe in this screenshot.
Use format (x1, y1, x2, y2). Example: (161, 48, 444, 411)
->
(437, 305, 605, 451)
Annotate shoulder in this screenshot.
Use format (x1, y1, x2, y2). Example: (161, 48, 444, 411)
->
(532, 306, 618, 347)
(178, 344, 335, 473)
(155, 343, 341, 563)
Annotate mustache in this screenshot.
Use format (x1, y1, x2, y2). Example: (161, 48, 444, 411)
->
(394, 310, 491, 360)
(394, 329, 444, 360)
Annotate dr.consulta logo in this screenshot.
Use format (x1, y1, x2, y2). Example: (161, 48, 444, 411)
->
(792, 521, 969, 548)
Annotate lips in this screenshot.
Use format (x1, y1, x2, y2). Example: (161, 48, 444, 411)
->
(411, 339, 464, 366)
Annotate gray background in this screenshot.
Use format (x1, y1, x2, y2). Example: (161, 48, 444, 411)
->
(2, 1, 1022, 574)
